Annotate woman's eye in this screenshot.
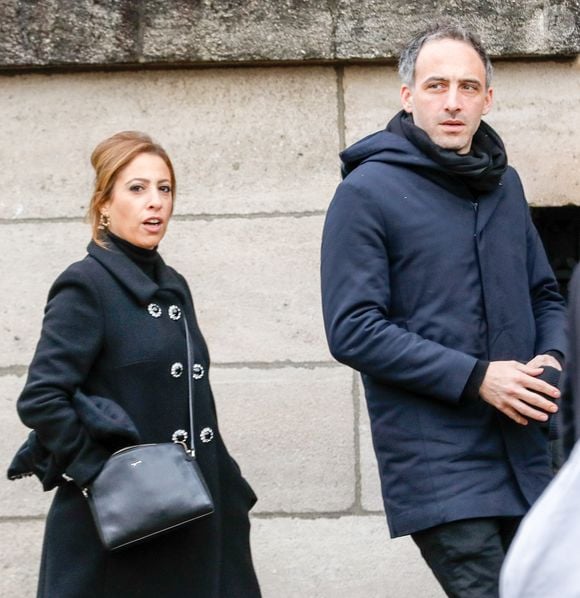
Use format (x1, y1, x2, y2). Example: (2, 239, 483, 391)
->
(160, 185, 172, 194)
(130, 184, 144, 192)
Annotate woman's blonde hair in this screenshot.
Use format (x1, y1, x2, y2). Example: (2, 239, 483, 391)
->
(88, 131, 176, 246)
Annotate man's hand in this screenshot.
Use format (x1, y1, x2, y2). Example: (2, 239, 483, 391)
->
(479, 360, 560, 426)
(526, 354, 562, 371)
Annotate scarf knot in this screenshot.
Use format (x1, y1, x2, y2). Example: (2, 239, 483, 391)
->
(387, 111, 508, 195)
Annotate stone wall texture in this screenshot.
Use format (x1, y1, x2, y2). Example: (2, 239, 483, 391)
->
(1, 2, 580, 597)
(1, 0, 580, 70)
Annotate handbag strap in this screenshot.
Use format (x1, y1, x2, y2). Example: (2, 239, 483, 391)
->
(183, 315, 196, 456)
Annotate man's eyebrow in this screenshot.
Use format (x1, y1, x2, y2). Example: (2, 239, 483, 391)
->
(460, 78, 483, 86)
(422, 76, 483, 86)
(423, 76, 448, 83)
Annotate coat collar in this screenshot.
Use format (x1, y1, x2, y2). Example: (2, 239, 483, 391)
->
(87, 241, 187, 305)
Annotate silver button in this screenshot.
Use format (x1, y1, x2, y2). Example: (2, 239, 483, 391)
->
(147, 303, 162, 318)
(200, 427, 214, 443)
(192, 363, 205, 380)
(170, 362, 184, 378)
(172, 429, 188, 443)
(168, 305, 182, 321)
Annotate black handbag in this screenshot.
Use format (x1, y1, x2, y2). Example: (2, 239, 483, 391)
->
(82, 316, 214, 551)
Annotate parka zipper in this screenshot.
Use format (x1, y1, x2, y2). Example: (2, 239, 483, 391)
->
(472, 200, 491, 359)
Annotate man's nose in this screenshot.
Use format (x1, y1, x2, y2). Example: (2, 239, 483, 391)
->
(445, 86, 461, 113)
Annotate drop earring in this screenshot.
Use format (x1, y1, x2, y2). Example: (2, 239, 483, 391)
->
(98, 212, 110, 230)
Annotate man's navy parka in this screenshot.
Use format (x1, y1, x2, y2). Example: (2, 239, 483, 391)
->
(321, 128, 567, 537)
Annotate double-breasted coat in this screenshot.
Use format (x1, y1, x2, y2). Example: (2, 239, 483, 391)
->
(17, 240, 261, 597)
(321, 129, 567, 538)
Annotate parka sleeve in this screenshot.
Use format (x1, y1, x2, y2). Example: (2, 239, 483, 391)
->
(321, 179, 477, 404)
(524, 207, 567, 358)
(17, 263, 110, 487)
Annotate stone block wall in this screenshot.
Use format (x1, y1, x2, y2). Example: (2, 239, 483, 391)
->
(2, 58, 580, 597)
(1, 2, 579, 596)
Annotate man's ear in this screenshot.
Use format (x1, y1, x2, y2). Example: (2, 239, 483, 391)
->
(482, 86, 494, 116)
(400, 84, 413, 113)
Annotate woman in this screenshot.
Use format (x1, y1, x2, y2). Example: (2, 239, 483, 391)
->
(16, 131, 261, 597)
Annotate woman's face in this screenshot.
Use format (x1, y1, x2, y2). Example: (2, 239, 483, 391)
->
(102, 152, 173, 249)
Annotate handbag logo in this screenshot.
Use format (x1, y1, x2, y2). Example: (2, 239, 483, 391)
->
(130, 460, 143, 467)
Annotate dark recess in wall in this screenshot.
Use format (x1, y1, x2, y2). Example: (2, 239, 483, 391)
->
(532, 206, 580, 300)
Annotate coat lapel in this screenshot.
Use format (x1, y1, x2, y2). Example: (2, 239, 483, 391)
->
(87, 241, 187, 305)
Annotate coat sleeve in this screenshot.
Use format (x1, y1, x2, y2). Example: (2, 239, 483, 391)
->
(321, 179, 477, 404)
(524, 206, 567, 358)
(17, 263, 110, 487)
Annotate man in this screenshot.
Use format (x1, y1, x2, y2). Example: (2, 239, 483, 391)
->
(321, 21, 566, 597)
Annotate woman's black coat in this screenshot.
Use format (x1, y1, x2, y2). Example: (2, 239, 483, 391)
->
(17, 241, 261, 598)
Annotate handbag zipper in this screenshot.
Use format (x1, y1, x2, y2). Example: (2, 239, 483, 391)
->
(81, 442, 188, 499)
(110, 443, 158, 457)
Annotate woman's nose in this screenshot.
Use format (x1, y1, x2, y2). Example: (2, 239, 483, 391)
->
(148, 190, 163, 208)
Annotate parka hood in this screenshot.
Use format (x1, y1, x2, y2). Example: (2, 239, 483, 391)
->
(340, 130, 436, 178)
(340, 111, 508, 196)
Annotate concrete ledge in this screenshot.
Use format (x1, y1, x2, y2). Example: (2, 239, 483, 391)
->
(1, 0, 579, 71)
(142, 1, 335, 63)
(0, 0, 140, 68)
(335, 0, 580, 60)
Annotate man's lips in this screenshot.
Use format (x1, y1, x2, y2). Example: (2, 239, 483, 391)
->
(440, 120, 465, 128)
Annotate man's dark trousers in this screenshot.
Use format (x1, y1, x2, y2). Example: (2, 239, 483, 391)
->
(411, 517, 521, 598)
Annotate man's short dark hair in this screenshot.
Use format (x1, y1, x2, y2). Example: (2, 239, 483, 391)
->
(398, 20, 493, 89)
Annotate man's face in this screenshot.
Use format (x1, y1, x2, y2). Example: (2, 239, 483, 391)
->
(400, 38, 493, 154)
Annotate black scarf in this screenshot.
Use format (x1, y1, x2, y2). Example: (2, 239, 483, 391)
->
(386, 110, 507, 195)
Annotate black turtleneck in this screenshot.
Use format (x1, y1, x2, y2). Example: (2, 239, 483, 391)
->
(106, 232, 161, 282)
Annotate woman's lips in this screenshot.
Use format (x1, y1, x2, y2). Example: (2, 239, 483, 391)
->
(142, 219, 163, 232)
